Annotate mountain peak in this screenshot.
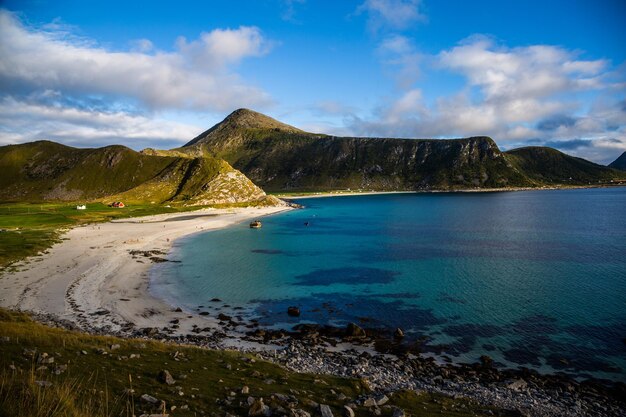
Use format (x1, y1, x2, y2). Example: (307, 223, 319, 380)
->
(608, 151, 626, 171)
(222, 108, 302, 131)
(184, 108, 302, 147)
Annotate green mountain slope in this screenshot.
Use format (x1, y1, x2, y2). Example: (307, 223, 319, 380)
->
(0, 140, 277, 205)
(183, 109, 626, 191)
(182, 109, 535, 191)
(505, 147, 625, 185)
(608, 151, 626, 171)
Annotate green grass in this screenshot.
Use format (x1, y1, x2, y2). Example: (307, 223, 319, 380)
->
(0, 308, 513, 417)
(0, 202, 194, 268)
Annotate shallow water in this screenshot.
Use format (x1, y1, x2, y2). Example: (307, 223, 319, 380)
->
(151, 188, 626, 381)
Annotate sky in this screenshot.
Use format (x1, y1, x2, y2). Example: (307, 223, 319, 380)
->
(0, 0, 625, 164)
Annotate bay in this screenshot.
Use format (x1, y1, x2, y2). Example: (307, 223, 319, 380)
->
(151, 188, 626, 381)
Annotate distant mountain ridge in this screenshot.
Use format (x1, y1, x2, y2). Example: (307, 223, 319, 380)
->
(609, 151, 626, 171)
(181, 109, 626, 191)
(2, 109, 625, 203)
(0, 140, 278, 205)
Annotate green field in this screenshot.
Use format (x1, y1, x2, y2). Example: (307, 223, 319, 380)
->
(0, 202, 194, 268)
(0, 308, 514, 417)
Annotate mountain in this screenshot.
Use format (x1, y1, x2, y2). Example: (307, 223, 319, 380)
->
(608, 151, 626, 171)
(182, 109, 626, 191)
(505, 147, 623, 185)
(0, 140, 278, 205)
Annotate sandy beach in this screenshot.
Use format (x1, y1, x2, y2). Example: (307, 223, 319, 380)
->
(0, 205, 291, 335)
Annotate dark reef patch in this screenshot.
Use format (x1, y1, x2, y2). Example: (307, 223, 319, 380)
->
(293, 267, 400, 286)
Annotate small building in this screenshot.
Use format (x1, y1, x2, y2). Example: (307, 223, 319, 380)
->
(76, 205, 86, 210)
(111, 201, 125, 208)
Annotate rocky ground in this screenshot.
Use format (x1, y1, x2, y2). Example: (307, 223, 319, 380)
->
(29, 311, 626, 417)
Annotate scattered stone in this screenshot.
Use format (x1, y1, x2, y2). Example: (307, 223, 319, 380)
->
(37, 353, 54, 364)
(507, 379, 527, 391)
(375, 394, 389, 406)
(248, 397, 270, 416)
(319, 404, 334, 417)
(241, 386, 250, 394)
(392, 408, 405, 417)
(140, 394, 159, 404)
(157, 370, 175, 385)
(34, 380, 52, 387)
(363, 398, 377, 407)
(343, 405, 355, 417)
(290, 410, 311, 417)
(287, 306, 301, 317)
(53, 364, 68, 375)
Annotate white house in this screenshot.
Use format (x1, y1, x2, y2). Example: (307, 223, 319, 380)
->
(76, 205, 86, 210)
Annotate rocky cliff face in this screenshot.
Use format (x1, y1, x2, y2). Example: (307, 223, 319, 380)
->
(183, 110, 530, 191)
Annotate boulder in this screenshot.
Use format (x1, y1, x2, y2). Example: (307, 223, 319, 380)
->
(287, 306, 301, 317)
(393, 328, 404, 339)
(319, 404, 334, 417)
(343, 405, 355, 417)
(345, 323, 366, 338)
(363, 397, 377, 407)
(248, 398, 270, 416)
(157, 370, 175, 385)
(375, 394, 389, 405)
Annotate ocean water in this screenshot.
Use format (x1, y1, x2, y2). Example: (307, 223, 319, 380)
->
(151, 188, 626, 381)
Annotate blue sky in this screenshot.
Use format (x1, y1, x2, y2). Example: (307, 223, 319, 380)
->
(0, 0, 625, 163)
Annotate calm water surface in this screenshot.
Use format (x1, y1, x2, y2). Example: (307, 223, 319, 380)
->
(151, 188, 626, 380)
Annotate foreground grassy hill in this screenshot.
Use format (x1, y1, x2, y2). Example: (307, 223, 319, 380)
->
(182, 109, 626, 192)
(0, 308, 512, 417)
(0, 140, 278, 206)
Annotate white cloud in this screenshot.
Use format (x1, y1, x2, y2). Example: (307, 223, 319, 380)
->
(0, 95, 201, 149)
(357, 0, 426, 32)
(350, 36, 626, 163)
(377, 35, 422, 89)
(438, 37, 608, 101)
(0, 9, 273, 112)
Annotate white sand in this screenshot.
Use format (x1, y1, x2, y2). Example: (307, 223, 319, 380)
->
(0, 205, 291, 335)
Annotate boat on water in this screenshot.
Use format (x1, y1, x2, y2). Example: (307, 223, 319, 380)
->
(249, 220, 262, 229)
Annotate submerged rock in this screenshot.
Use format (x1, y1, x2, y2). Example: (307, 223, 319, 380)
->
(287, 306, 301, 317)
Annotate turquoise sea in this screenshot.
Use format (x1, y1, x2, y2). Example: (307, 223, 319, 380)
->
(151, 188, 626, 381)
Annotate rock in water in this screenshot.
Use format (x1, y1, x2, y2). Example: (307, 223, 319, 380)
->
(319, 404, 334, 417)
(393, 328, 404, 339)
(287, 306, 301, 317)
(158, 370, 175, 385)
(345, 323, 366, 338)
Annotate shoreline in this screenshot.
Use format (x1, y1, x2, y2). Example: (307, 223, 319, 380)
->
(0, 204, 292, 337)
(276, 184, 626, 199)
